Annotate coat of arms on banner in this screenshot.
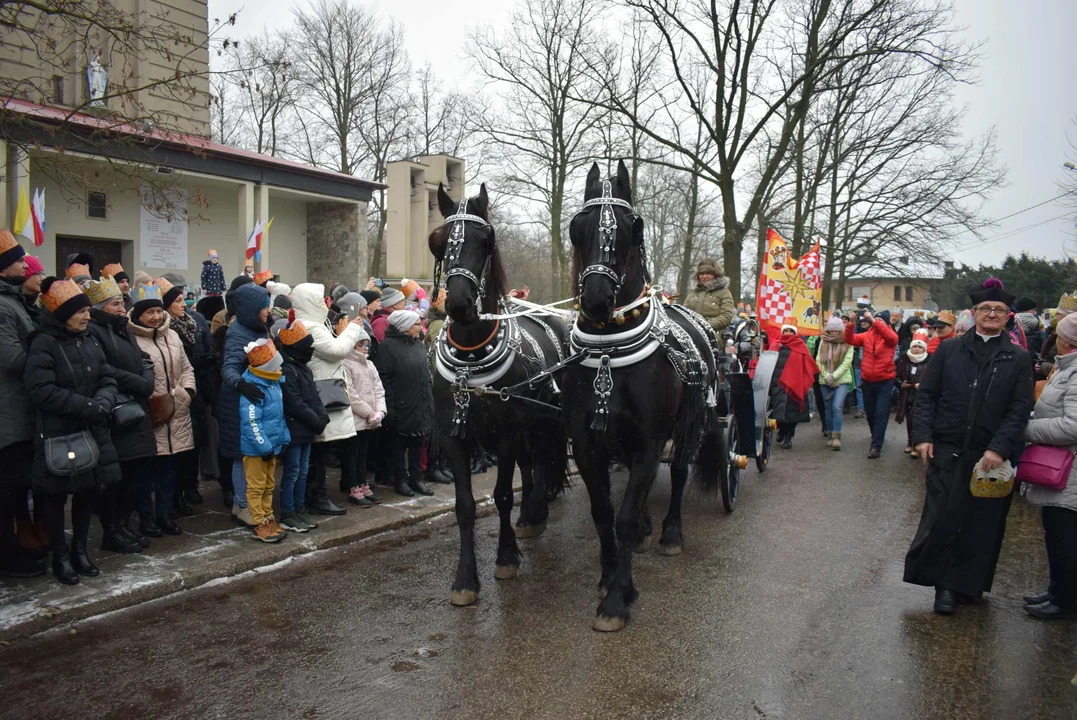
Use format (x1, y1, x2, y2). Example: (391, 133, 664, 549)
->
(757, 229, 822, 336)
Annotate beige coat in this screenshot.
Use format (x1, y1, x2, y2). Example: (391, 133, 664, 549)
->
(1023, 350, 1077, 511)
(343, 347, 387, 432)
(683, 276, 735, 332)
(129, 313, 196, 456)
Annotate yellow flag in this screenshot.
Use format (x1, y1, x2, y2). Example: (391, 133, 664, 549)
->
(13, 187, 31, 237)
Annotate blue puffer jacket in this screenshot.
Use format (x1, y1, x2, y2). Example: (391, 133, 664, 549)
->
(239, 366, 290, 456)
(218, 284, 271, 458)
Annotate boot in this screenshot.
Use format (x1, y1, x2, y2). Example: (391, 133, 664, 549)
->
(139, 513, 163, 538)
(119, 515, 150, 548)
(432, 460, 454, 485)
(70, 538, 100, 577)
(52, 550, 79, 585)
(408, 478, 435, 497)
(831, 432, 841, 451)
(16, 518, 46, 553)
(157, 514, 182, 536)
(173, 491, 194, 518)
(0, 544, 47, 578)
(470, 455, 488, 475)
(222, 488, 235, 510)
(183, 487, 203, 505)
(933, 588, 955, 616)
(307, 479, 346, 516)
(393, 478, 415, 497)
(100, 521, 142, 553)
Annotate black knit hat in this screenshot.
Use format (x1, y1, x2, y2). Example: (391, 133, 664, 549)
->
(65, 253, 95, 275)
(359, 289, 381, 306)
(229, 275, 253, 292)
(40, 277, 92, 324)
(1014, 297, 1037, 312)
(162, 286, 184, 308)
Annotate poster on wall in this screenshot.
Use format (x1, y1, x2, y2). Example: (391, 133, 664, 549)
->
(139, 183, 188, 269)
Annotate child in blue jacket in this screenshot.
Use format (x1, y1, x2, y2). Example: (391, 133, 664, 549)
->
(240, 339, 290, 543)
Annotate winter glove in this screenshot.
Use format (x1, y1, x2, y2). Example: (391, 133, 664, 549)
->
(236, 379, 265, 403)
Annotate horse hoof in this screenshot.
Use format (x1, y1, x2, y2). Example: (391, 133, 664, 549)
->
(515, 521, 547, 539)
(494, 564, 518, 580)
(592, 614, 626, 632)
(657, 543, 682, 556)
(633, 534, 654, 554)
(450, 590, 478, 607)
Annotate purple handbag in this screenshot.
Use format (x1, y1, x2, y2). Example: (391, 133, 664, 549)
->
(1016, 445, 1075, 491)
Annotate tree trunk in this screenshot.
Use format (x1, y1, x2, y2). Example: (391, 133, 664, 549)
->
(754, 213, 769, 304)
(677, 169, 701, 297)
(722, 220, 745, 302)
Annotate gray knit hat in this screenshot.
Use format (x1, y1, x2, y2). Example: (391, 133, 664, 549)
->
(338, 291, 366, 315)
(380, 288, 405, 307)
(388, 309, 421, 333)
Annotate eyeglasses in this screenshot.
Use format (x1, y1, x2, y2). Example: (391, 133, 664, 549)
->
(975, 307, 1008, 317)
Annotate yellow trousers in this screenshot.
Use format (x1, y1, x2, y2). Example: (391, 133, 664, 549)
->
(243, 456, 277, 525)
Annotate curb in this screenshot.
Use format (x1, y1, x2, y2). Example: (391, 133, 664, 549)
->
(0, 488, 509, 642)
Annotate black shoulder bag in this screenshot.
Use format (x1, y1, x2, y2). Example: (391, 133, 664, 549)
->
(42, 344, 100, 477)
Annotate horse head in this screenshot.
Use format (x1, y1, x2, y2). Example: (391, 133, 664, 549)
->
(570, 160, 646, 325)
(429, 183, 504, 325)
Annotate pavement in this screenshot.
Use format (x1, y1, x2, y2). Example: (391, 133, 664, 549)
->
(3, 419, 1077, 719)
(0, 465, 511, 641)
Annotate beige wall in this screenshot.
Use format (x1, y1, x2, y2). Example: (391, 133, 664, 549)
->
(27, 157, 314, 288)
(841, 279, 933, 311)
(385, 155, 465, 281)
(0, 0, 211, 136)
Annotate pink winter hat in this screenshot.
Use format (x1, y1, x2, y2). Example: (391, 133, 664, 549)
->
(23, 255, 44, 278)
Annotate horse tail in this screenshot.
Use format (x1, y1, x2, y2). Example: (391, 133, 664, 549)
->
(691, 407, 726, 496)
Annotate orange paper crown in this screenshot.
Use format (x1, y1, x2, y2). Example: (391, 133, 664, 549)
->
(42, 278, 85, 313)
(153, 277, 174, 294)
(936, 310, 956, 326)
(101, 263, 124, 280)
(253, 269, 273, 286)
(244, 338, 278, 368)
(277, 312, 309, 346)
(0, 229, 19, 254)
(65, 263, 90, 280)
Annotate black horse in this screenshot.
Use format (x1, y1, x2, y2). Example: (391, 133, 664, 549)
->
(562, 161, 724, 632)
(429, 183, 570, 608)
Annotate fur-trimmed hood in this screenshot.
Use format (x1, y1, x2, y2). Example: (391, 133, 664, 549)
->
(696, 276, 730, 292)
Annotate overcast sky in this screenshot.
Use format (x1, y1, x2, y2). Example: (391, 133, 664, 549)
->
(210, 0, 1077, 268)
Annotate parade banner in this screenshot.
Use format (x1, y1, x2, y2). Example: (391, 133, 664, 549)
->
(756, 229, 822, 337)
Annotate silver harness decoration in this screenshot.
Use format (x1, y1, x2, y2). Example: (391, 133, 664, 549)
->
(576, 180, 634, 295)
(436, 198, 492, 301)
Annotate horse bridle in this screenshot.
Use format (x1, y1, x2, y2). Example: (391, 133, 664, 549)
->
(573, 179, 648, 295)
(434, 198, 492, 300)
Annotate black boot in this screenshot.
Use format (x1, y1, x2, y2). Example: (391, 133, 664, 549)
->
(157, 514, 182, 536)
(119, 516, 149, 548)
(0, 544, 47, 578)
(183, 487, 203, 504)
(100, 521, 142, 553)
(484, 452, 498, 467)
(222, 488, 235, 510)
(70, 539, 100, 577)
(933, 588, 955, 615)
(173, 491, 194, 518)
(432, 460, 454, 485)
(408, 478, 435, 497)
(470, 456, 488, 475)
(52, 550, 79, 585)
(393, 478, 415, 497)
(139, 513, 163, 538)
(307, 479, 346, 516)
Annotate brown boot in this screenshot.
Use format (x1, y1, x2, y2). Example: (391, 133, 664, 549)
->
(831, 432, 841, 451)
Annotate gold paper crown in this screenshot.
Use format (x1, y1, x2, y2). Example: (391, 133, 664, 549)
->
(42, 279, 84, 313)
(277, 319, 309, 346)
(83, 277, 122, 305)
(1058, 292, 1077, 314)
(101, 263, 124, 279)
(254, 269, 273, 286)
(66, 263, 90, 280)
(136, 283, 163, 302)
(0, 229, 19, 254)
(245, 338, 278, 367)
(936, 310, 957, 326)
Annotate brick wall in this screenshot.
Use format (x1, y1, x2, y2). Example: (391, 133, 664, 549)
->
(306, 201, 367, 289)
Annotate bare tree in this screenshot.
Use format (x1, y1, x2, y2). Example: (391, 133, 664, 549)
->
(468, 0, 607, 298)
(224, 29, 297, 156)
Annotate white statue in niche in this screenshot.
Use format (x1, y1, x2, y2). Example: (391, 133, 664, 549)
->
(87, 52, 108, 107)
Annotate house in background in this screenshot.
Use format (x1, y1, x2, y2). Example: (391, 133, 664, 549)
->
(837, 257, 954, 311)
(0, 0, 382, 289)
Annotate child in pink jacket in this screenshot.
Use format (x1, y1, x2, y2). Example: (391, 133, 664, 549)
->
(342, 335, 386, 506)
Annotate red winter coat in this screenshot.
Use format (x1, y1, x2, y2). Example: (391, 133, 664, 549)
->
(845, 319, 898, 383)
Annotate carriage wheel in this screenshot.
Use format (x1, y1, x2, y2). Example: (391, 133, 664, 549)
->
(756, 421, 774, 473)
(721, 418, 742, 513)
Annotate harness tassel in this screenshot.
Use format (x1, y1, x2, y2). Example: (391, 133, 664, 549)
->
(451, 370, 471, 438)
(590, 354, 613, 431)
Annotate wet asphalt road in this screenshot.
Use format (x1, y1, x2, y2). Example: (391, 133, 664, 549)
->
(2, 420, 1076, 720)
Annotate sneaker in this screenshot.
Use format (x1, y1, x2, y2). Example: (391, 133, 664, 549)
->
(296, 508, 319, 529)
(234, 505, 255, 527)
(252, 519, 283, 543)
(279, 513, 311, 533)
(361, 484, 382, 505)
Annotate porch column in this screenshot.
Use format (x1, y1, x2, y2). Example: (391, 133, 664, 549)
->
(237, 182, 254, 276)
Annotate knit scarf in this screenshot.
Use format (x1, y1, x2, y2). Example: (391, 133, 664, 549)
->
(170, 310, 197, 351)
(906, 349, 928, 363)
(817, 330, 849, 373)
(778, 333, 819, 410)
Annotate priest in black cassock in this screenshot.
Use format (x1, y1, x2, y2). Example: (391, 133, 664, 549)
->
(904, 278, 1034, 615)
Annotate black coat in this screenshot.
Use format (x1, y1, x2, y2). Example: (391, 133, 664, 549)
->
(373, 326, 434, 436)
(911, 330, 1034, 461)
(24, 316, 122, 495)
(86, 309, 157, 462)
(894, 354, 929, 425)
(279, 346, 330, 445)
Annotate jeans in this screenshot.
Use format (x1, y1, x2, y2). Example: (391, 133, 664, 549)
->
(243, 456, 277, 525)
(853, 365, 865, 411)
(820, 384, 849, 433)
(136, 455, 177, 518)
(281, 443, 311, 514)
(860, 380, 892, 451)
(233, 458, 247, 508)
